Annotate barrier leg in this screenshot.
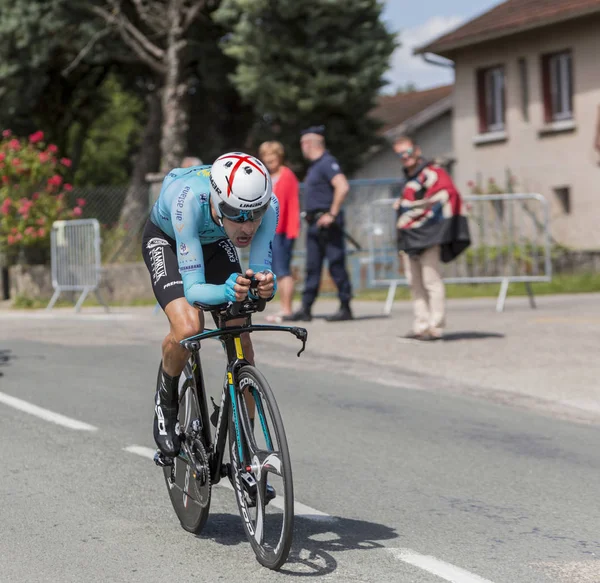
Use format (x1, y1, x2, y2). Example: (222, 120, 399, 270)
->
(74, 288, 90, 313)
(525, 282, 537, 309)
(94, 288, 110, 313)
(46, 289, 62, 311)
(384, 281, 398, 316)
(496, 278, 509, 312)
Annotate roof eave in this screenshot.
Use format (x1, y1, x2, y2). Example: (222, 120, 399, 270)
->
(413, 6, 600, 58)
(384, 94, 453, 141)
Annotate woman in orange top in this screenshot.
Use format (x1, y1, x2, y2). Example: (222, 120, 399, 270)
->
(258, 141, 301, 322)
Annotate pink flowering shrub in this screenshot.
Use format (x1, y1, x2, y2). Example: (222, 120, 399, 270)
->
(0, 129, 85, 264)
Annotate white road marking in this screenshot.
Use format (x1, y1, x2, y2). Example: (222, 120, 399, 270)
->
(387, 548, 496, 583)
(0, 391, 97, 431)
(124, 444, 336, 522)
(125, 445, 497, 581)
(0, 312, 134, 321)
(217, 480, 336, 522)
(124, 445, 157, 458)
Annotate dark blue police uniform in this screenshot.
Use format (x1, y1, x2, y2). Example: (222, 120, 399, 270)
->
(301, 150, 352, 312)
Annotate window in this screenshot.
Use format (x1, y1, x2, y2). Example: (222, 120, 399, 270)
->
(476, 66, 505, 133)
(518, 58, 529, 121)
(554, 186, 571, 214)
(542, 51, 573, 122)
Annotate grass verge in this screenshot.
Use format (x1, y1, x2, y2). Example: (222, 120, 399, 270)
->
(8, 273, 600, 309)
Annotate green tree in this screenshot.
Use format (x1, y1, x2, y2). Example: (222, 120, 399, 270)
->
(395, 82, 417, 94)
(87, 0, 218, 173)
(214, 0, 397, 174)
(71, 75, 145, 186)
(0, 0, 116, 157)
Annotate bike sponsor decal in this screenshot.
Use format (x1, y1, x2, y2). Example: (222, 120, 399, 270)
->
(179, 242, 189, 256)
(218, 240, 239, 263)
(183, 465, 191, 508)
(146, 237, 169, 249)
(231, 439, 255, 537)
(239, 376, 256, 390)
(214, 388, 227, 443)
(179, 263, 202, 272)
(234, 338, 245, 360)
(150, 246, 167, 283)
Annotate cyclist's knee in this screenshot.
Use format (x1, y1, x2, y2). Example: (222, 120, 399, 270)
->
(165, 302, 203, 344)
(173, 316, 202, 344)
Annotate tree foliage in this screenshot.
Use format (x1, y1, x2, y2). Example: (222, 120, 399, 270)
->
(0, 0, 114, 151)
(214, 0, 397, 174)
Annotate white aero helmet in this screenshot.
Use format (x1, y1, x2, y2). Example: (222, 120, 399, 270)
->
(209, 152, 272, 223)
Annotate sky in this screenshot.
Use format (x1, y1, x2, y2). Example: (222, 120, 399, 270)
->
(381, 0, 502, 92)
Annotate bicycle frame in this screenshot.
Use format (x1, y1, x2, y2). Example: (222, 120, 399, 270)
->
(181, 321, 307, 485)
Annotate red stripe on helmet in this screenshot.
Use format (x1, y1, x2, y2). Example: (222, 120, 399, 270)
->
(220, 154, 266, 198)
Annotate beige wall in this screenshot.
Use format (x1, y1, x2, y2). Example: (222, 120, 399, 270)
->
(353, 112, 453, 181)
(452, 15, 600, 249)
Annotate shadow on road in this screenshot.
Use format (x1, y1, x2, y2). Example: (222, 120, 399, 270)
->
(442, 331, 505, 341)
(312, 314, 390, 322)
(198, 513, 398, 577)
(0, 349, 12, 377)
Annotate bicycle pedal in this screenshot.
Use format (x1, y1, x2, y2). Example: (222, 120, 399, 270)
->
(153, 450, 174, 467)
(236, 470, 276, 508)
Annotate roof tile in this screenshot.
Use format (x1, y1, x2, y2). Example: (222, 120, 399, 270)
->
(416, 0, 600, 55)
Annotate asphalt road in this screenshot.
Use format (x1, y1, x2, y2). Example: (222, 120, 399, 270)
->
(0, 311, 598, 583)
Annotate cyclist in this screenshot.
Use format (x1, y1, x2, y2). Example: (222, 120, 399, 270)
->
(142, 152, 278, 460)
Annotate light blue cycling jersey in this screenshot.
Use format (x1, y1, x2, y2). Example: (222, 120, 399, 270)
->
(150, 165, 279, 306)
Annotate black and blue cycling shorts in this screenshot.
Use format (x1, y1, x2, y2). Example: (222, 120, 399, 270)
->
(141, 218, 242, 310)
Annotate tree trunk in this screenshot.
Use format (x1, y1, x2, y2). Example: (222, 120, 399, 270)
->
(160, 10, 189, 173)
(116, 89, 162, 235)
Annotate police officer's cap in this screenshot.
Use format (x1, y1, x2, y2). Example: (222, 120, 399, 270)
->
(300, 125, 326, 137)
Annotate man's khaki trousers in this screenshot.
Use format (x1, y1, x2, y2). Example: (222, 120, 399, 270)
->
(401, 245, 445, 337)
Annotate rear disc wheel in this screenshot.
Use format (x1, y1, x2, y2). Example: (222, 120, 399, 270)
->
(163, 360, 212, 533)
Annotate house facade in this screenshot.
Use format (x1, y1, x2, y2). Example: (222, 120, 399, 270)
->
(416, 0, 600, 249)
(353, 85, 454, 181)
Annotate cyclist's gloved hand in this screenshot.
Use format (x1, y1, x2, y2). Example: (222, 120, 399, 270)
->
(224, 272, 252, 303)
(249, 269, 277, 301)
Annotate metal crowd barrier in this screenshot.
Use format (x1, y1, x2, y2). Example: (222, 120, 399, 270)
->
(367, 193, 552, 314)
(46, 218, 109, 312)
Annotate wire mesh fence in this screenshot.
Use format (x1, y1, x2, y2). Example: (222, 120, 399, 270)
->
(67, 184, 152, 264)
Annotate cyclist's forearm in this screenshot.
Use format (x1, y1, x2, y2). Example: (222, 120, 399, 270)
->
(183, 281, 227, 306)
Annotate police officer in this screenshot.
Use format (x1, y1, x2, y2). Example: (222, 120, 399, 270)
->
(290, 125, 353, 322)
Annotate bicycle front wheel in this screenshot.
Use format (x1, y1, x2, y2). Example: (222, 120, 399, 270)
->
(228, 365, 294, 570)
